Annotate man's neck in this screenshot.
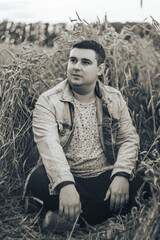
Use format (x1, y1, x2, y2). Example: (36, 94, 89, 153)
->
(72, 89, 96, 103)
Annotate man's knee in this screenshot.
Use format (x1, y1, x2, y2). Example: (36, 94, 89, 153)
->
(27, 164, 50, 197)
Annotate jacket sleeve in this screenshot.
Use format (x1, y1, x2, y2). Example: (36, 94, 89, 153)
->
(32, 94, 75, 195)
(111, 92, 139, 179)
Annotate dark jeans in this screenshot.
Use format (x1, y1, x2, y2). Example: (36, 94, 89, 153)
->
(26, 164, 150, 225)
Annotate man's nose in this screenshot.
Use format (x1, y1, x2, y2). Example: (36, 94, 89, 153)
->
(74, 61, 81, 70)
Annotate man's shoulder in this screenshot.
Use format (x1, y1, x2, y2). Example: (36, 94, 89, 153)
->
(98, 82, 124, 107)
(103, 85, 121, 95)
(99, 82, 122, 100)
(40, 79, 68, 98)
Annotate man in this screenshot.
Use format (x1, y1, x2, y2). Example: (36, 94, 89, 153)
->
(24, 40, 140, 230)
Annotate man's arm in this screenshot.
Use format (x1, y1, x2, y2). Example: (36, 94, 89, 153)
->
(112, 92, 139, 177)
(32, 94, 75, 193)
(33, 94, 82, 220)
(105, 92, 139, 212)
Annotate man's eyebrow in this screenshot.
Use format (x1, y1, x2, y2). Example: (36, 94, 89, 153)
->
(81, 58, 92, 62)
(69, 56, 77, 59)
(69, 56, 92, 63)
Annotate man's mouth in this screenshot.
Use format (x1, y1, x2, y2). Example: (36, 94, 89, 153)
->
(72, 74, 82, 77)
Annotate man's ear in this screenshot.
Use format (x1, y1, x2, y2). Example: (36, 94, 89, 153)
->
(98, 63, 105, 76)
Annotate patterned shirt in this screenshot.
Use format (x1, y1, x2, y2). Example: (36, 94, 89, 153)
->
(66, 97, 109, 178)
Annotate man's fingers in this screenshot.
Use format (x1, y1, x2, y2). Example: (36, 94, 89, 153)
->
(59, 203, 63, 217)
(117, 195, 125, 212)
(73, 205, 81, 221)
(110, 193, 116, 211)
(112, 194, 121, 212)
(75, 204, 81, 216)
(63, 206, 69, 220)
(60, 204, 81, 222)
(104, 188, 111, 201)
(125, 193, 129, 205)
(113, 193, 129, 212)
(120, 193, 129, 209)
(69, 207, 75, 222)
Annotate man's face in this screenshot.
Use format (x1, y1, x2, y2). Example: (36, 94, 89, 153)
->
(67, 48, 103, 92)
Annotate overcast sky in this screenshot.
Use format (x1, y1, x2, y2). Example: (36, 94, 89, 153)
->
(0, 0, 159, 24)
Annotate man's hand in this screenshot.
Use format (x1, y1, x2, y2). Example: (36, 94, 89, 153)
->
(104, 176, 129, 212)
(59, 184, 81, 222)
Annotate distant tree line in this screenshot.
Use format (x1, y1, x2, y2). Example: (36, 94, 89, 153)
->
(111, 22, 152, 36)
(0, 21, 66, 47)
(0, 20, 158, 48)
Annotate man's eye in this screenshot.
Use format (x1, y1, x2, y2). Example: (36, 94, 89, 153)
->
(82, 61, 90, 65)
(70, 58, 77, 63)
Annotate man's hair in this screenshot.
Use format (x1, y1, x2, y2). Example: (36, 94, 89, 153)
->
(72, 40, 106, 66)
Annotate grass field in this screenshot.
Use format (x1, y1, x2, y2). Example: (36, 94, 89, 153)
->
(0, 18, 160, 239)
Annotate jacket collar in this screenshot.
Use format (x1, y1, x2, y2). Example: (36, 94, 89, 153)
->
(95, 80, 112, 104)
(60, 78, 112, 104)
(60, 79, 74, 103)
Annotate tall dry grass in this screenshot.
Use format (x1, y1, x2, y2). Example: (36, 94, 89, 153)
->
(0, 17, 160, 239)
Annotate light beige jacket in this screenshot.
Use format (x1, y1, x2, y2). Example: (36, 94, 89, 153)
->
(32, 79, 139, 194)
